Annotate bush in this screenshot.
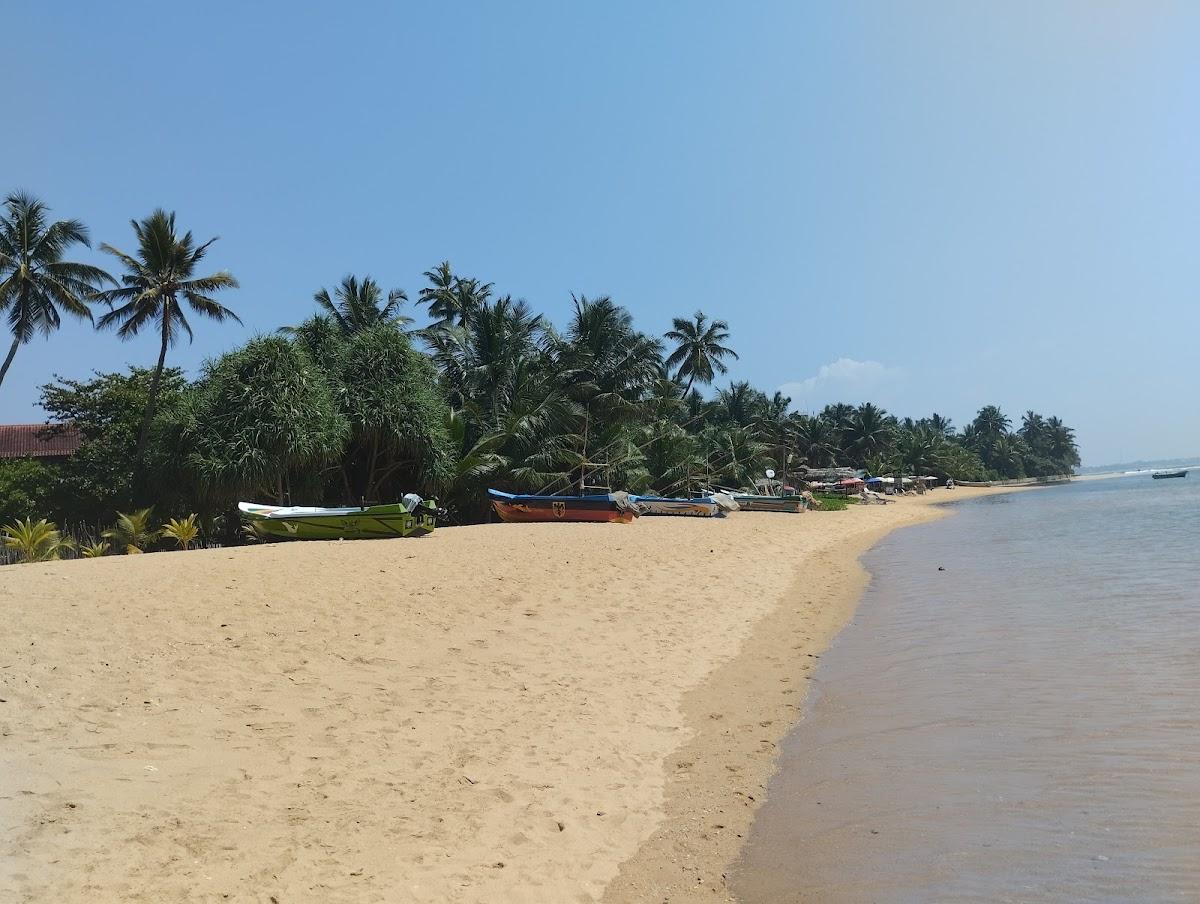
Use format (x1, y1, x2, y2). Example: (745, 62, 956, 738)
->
(0, 459, 54, 524)
(812, 493, 852, 511)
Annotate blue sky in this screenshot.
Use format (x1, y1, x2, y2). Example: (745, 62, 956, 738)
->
(3, 1, 1196, 465)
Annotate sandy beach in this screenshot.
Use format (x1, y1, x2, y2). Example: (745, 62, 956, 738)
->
(1, 487, 1013, 903)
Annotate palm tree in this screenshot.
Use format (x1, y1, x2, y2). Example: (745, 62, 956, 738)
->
(928, 412, 954, 438)
(664, 311, 738, 393)
(312, 275, 410, 334)
(714, 381, 767, 429)
(93, 210, 239, 465)
(0, 192, 114, 389)
(972, 405, 1011, 439)
(791, 414, 839, 467)
(844, 403, 894, 466)
(418, 261, 493, 329)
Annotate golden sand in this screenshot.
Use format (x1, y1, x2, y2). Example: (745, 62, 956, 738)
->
(0, 487, 1015, 903)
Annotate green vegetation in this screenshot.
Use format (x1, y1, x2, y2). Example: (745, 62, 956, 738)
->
(0, 458, 54, 524)
(811, 493, 854, 511)
(2, 518, 74, 563)
(102, 508, 156, 554)
(0, 193, 114, 389)
(0, 189, 1083, 558)
(161, 514, 200, 550)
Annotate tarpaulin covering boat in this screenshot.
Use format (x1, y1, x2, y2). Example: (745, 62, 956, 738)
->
(238, 496, 439, 540)
(488, 489, 638, 523)
(631, 496, 723, 517)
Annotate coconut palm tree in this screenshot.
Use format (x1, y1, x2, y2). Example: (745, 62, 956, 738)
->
(92, 210, 240, 465)
(311, 275, 410, 334)
(972, 405, 1011, 440)
(664, 311, 738, 393)
(714, 381, 767, 430)
(418, 261, 493, 329)
(928, 412, 954, 438)
(0, 192, 114, 389)
(844, 403, 894, 466)
(791, 414, 840, 467)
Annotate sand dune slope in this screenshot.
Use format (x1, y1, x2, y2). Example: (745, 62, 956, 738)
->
(0, 494, 979, 903)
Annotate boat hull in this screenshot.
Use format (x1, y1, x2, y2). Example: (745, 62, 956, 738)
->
(1152, 470, 1188, 480)
(488, 490, 636, 523)
(632, 497, 721, 517)
(734, 495, 806, 513)
(239, 502, 437, 540)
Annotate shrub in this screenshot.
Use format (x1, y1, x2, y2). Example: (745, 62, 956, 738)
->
(161, 514, 200, 550)
(102, 507, 156, 554)
(2, 518, 75, 563)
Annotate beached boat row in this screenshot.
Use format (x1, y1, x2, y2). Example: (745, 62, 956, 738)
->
(235, 486, 811, 539)
(487, 489, 807, 523)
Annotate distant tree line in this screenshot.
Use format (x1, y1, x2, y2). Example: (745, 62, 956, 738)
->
(0, 191, 1081, 544)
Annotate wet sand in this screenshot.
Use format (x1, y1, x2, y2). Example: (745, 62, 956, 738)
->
(0, 488, 1008, 903)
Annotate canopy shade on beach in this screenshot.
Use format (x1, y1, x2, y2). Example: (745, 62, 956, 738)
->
(837, 478, 864, 487)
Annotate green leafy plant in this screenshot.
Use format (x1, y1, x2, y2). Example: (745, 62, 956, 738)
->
(161, 513, 200, 550)
(2, 517, 75, 562)
(102, 507, 156, 554)
(80, 541, 109, 558)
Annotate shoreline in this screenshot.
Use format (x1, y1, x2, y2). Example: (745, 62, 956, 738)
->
(1, 485, 1027, 903)
(600, 486, 1024, 903)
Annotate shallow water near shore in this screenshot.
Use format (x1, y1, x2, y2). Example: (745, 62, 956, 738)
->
(733, 476, 1200, 903)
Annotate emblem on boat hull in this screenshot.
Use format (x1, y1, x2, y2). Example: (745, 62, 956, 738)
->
(552, 501, 566, 518)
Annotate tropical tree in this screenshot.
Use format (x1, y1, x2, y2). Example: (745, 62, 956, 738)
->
(310, 275, 410, 335)
(80, 541, 108, 558)
(972, 405, 1011, 440)
(791, 414, 840, 467)
(174, 335, 347, 504)
(2, 517, 74, 562)
(713, 381, 767, 430)
(92, 210, 240, 466)
(928, 412, 954, 438)
(417, 261, 492, 329)
(334, 324, 454, 501)
(844, 403, 894, 466)
(0, 192, 114, 389)
(664, 311, 738, 393)
(39, 368, 188, 521)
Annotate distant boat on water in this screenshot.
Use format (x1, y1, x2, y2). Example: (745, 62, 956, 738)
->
(1151, 469, 1188, 480)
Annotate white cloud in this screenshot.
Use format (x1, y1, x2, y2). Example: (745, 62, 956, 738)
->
(779, 358, 902, 407)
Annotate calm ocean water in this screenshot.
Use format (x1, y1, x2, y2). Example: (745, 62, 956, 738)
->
(734, 476, 1200, 903)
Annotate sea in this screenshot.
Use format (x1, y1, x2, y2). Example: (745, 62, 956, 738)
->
(733, 474, 1200, 903)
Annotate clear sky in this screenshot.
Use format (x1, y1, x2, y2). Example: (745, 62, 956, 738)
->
(3, 1, 1196, 465)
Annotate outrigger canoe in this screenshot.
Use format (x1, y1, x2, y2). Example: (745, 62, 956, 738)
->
(488, 489, 638, 523)
(238, 497, 440, 540)
(733, 494, 807, 513)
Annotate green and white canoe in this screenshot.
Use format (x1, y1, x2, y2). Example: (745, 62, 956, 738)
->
(238, 498, 439, 540)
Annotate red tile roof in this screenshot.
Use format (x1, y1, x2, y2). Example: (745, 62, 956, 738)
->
(0, 423, 82, 459)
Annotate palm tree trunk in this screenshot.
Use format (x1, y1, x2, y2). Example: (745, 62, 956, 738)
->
(133, 322, 171, 478)
(0, 337, 20, 389)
